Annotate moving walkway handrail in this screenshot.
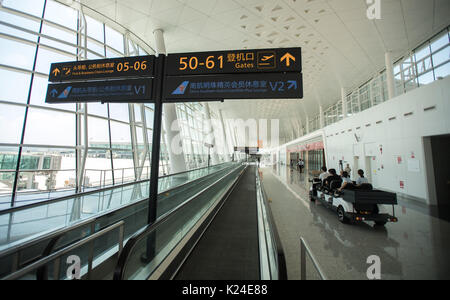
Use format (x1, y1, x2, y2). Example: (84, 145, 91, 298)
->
(0, 163, 235, 259)
(2, 221, 125, 280)
(0, 162, 229, 215)
(300, 237, 327, 280)
(256, 169, 288, 280)
(113, 164, 245, 280)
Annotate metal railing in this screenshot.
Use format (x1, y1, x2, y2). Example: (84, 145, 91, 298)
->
(0, 163, 235, 257)
(2, 221, 125, 280)
(300, 237, 327, 280)
(0, 162, 230, 215)
(0, 162, 230, 209)
(256, 168, 287, 280)
(0, 162, 236, 280)
(113, 164, 245, 280)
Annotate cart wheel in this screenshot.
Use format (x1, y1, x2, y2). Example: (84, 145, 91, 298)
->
(375, 221, 387, 227)
(337, 206, 349, 224)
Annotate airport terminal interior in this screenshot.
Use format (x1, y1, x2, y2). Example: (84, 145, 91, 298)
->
(0, 0, 449, 281)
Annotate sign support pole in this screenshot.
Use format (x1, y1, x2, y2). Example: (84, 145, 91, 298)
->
(144, 54, 165, 262)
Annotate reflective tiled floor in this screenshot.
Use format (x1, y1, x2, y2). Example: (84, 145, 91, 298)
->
(261, 164, 450, 280)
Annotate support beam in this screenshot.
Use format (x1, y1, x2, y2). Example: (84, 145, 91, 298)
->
(154, 29, 187, 174)
(164, 103, 187, 173)
(305, 115, 310, 135)
(385, 51, 396, 100)
(203, 103, 220, 165)
(154, 29, 166, 56)
(76, 8, 88, 193)
(319, 106, 325, 129)
(341, 87, 347, 119)
(219, 109, 231, 162)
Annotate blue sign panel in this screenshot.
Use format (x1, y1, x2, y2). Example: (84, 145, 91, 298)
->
(46, 78, 154, 103)
(163, 73, 303, 101)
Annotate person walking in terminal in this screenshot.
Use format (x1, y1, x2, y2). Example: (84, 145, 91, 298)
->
(338, 171, 352, 192)
(344, 164, 352, 177)
(356, 169, 369, 186)
(298, 159, 305, 173)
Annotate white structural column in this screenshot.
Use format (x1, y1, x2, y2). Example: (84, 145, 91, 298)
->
(203, 103, 220, 165)
(298, 119, 304, 136)
(305, 115, 310, 135)
(163, 104, 187, 173)
(341, 87, 348, 119)
(319, 106, 325, 129)
(154, 29, 187, 174)
(76, 9, 88, 193)
(154, 29, 166, 56)
(385, 51, 396, 100)
(219, 109, 231, 162)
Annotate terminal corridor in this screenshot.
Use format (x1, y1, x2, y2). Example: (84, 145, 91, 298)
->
(261, 164, 450, 280)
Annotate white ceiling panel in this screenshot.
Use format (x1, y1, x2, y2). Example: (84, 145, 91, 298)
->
(65, 0, 449, 142)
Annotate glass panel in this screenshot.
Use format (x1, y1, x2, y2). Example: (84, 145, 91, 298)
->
(0, 11, 40, 42)
(0, 103, 25, 144)
(43, 0, 78, 29)
(434, 63, 450, 79)
(24, 108, 76, 147)
(0, 146, 18, 205)
(88, 103, 108, 118)
(418, 70, 435, 86)
(16, 147, 76, 196)
(105, 26, 124, 54)
(30, 75, 74, 111)
(0, 38, 36, 70)
(35, 48, 75, 74)
(110, 121, 131, 149)
(41, 24, 77, 54)
(2, 0, 45, 18)
(416, 56, 433, 75)
(145, 107, 154, 129)
(86, 50, 104, 60)
(0, 68, 31, 103)
(87, 38, 106, 58)
(415, 44, 431, 61)
(109, 103, 129, 122)
(106, 48, 123, 59)
(431, 32, 449, 52)
(432, 46, 450, 67)
(85, 150, 112, 189)
(87, 117, 110, 149)
(85, 15, 104, 42)
(112, 151, 135, 183)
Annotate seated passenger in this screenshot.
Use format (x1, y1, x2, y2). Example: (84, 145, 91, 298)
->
(356, 169, 369, 186)
(319, 167, 331, 182)
(338, 171, 352, 192)
(324, 169, 341, 188)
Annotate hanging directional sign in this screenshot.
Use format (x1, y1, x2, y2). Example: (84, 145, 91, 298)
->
(163, 73, 303, 101)
(46, 78, 154, 103)
(165, 48, 301, 76)
(49, 56, 156, 82)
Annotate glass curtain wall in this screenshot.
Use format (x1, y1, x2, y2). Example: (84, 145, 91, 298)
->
(319, 27, 450, 133)
(0, 0, 168, 207)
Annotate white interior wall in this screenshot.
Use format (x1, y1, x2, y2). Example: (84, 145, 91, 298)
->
(271, 76, 450, 205)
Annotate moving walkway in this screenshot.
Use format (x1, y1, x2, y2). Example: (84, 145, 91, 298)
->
(0, 162, 286, 280)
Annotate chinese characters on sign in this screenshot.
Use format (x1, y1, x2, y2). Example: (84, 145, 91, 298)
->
(165, 48, 302, 76)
